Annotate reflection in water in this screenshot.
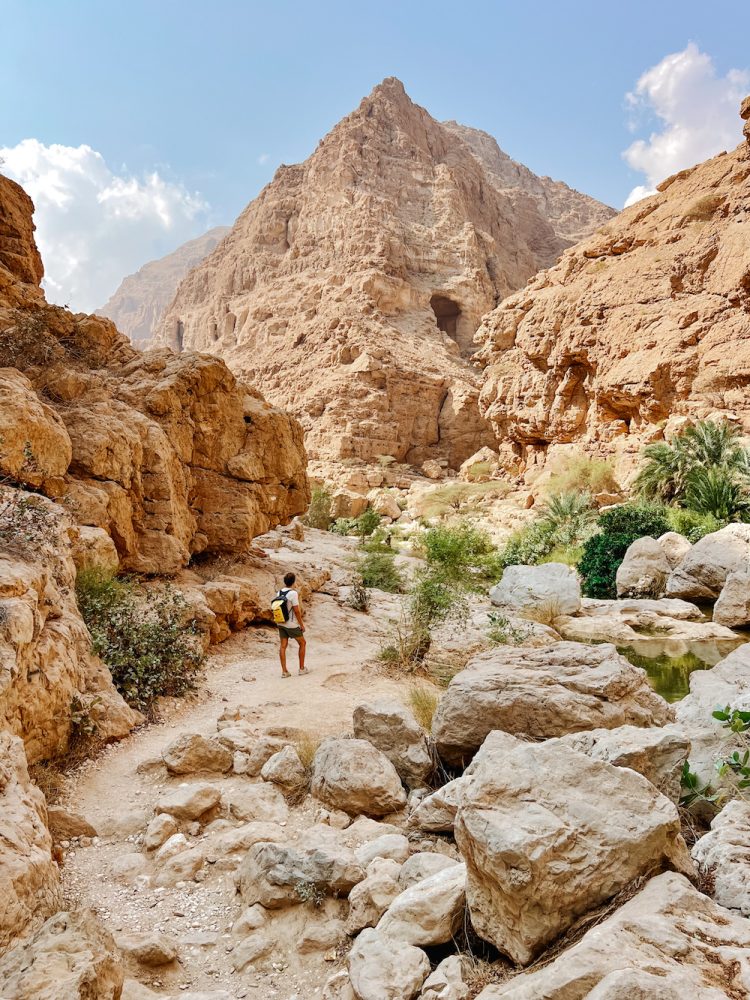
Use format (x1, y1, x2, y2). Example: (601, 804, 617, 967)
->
(617, 635, 747, 702)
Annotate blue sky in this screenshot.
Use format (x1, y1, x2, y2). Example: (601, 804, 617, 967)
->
(2, 0, 749, 309)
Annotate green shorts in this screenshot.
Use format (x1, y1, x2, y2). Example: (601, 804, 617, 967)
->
(278, 625, 304, 640)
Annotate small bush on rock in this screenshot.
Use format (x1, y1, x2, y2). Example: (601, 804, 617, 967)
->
(303, 488, 333, 530)
(358, 552, 404, 592)
(544, 452, 618, 496)
(665, 507, 724, 543)
(75, 568, 204, 713)
(407, 685, 440, 731)
(380, 567, 468, 670)
(346, 575, 371, 612)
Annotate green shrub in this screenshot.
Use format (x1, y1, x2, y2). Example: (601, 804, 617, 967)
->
(329, 517, 357, 535)
(380, 567, 468, 670)
(666, 507, 724, 542)
(355, 508, 382, 544)
(538, 543, 584, 566)
(578, 503, 670, 599)
(498, 520, 557, 568)
(419, 481, 509, 519)
(75, 568, 204, 713)
(420, 521, 500, 585)
(358, 552, 403, 592)
(303, 488, 333, 530)
(544, 452, 618, 496)
(486, 612, 528, 645)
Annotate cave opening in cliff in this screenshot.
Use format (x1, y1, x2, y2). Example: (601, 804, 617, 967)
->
(430, 294, 461, 340)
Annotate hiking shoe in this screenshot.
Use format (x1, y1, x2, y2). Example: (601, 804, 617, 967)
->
(281, 672, 292, 679)
(298, 668, 310, 675)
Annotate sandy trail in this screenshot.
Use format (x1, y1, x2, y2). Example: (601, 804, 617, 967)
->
(60, 533, 421, 999)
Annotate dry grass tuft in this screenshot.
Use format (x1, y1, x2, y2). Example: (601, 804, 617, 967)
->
(407, 684, 440, 732)
(519, 596, 565, 627)
(295, 731, 323, 770)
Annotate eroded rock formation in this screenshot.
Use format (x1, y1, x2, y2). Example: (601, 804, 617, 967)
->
(97, 226, 230, 344)
(478, 97, 750, 477)
(0, 173, 309, 576)
(157, 78, 611, 468)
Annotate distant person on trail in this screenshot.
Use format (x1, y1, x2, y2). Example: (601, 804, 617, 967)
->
(271, 572, 308, 678)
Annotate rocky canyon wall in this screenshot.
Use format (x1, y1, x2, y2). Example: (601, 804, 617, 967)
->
(156, 78, 612, 469)
(478, 98, 750, 478)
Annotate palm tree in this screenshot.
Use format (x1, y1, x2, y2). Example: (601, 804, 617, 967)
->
(684, 467, 750, 521)
(634, 419, 750, 512)
(537, 491, 598, 546)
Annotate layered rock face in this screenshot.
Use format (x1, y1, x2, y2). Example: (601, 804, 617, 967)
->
(157, 78, 611, 468)
(0, 174, 309, 575)
(478, 98, 750, 475)
(0, 491, 141, 762)
(97, 226, 230, 344)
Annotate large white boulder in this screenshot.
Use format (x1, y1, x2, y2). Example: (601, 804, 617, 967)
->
(236, 841, 365, 908)
(432, 642, 672, 767)
(346, 870, 402, 935)
(347, 928, 430, 1000)
(311, 738, 407, 816)
(657, 530, 692, 568)
(476, 872, 750, 998)
(0, 909, 124, 999)
(162, 733, 233, 775)
(352, 699, 432, 788)
(489, 563, 581, 616)
(714, 567, 750, 627)
(377, 864, 466, 946)
(667, 523, 750, 600)
(553, 724, 690, 802)
(615, 536, 670, 598)
(692, 800, 750, 915)
(455, 735, 693, 964)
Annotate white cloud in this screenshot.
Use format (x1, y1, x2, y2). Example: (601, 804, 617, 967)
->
(623, 43, 749, 206)
(257, 152, 270, 165)
(0, 139, 209, 311)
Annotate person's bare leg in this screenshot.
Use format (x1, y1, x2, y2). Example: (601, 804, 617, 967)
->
(297, 636, 307, 672)
(279, 635, 291, 676)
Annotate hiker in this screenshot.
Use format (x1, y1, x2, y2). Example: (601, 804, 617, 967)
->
(271, 572, 308, 678)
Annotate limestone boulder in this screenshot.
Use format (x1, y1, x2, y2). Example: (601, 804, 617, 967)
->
(477, 872, 750, 998)
(153, 783, 221, 821)
(615, 535, 670, 598)
(409, 778, 465, 833)
(692, 800, 750, 915)
(311, 738, 407, 816)
(373, 492, 401, 520)
(143, 813, 178, 851)
(432, 642, 672, 767)
(348, 927, 430, 1000)
(489, 563, 581, 617)
(117, 930, 178, 966)
(243, 736, 291, 776)
(71, 525, 119, 574)
(455, 736, 693, 964)
(346, 870, 403, 934)
(399, 853, 460, 890)
(553, 725, 690, 801)
(657, 531, 692, 568)
(667, 523, 750, 600)
(225, 782, 290, 824)
(0, 733, 61, 952)
(420, 957, 469, 1000)
(162, 733, 233, 774)
(237, 841, 365, 909)
(0, 909, 123, 1000)
(714, 568, 750, 627)
(46, 805, 97, 841)
(354, 833, 410, 868)
(378, 863, 466, 946)
(352, 698, 432, 788)
(0, 368, 72, 489)
(260, 745, 308, 794)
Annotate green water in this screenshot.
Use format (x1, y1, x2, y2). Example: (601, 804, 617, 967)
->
(617, 636, 746, 702)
